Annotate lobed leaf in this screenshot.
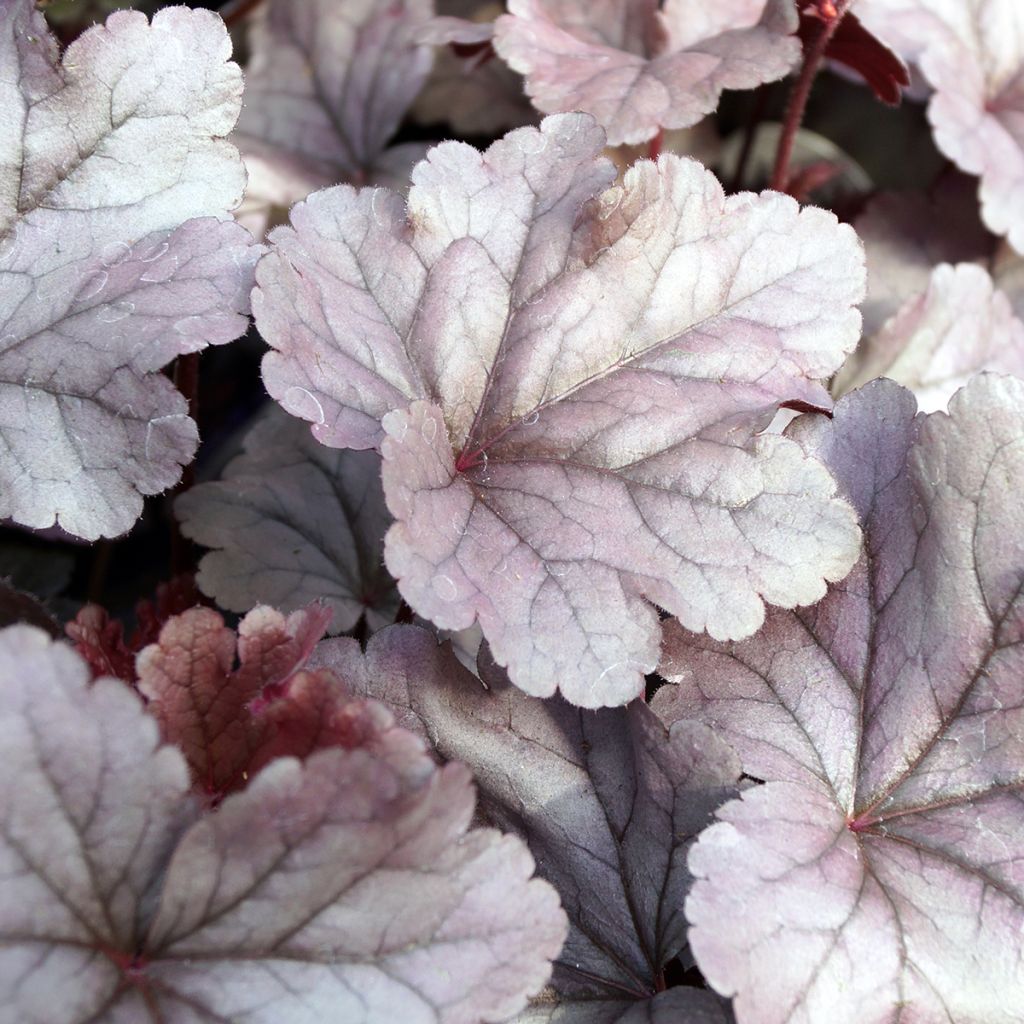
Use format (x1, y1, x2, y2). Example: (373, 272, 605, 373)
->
(492, 0, 800, 146)
(135, 603, 331, 798)
(657, 375, 1024, 1023)
(335, 623, 741, 1020)
(257, 114, 864, 706)
(176, 406, 397, 633)
(234, 0, 434, 236)
(0, 1, 260, 539)
(834, 261, 1024, 412)
(0, 624, 566, 1022)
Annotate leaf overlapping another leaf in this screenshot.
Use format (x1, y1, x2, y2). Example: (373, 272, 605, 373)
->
(492, 0, 800, 146)
(657, 375, 1024, 1023)
(176, 406, 397, 632)
(0, 1, 261, 539)
(323, 624, 739, 1022)
(0, 624, 567, 1023)
(256, 113, 865, 707)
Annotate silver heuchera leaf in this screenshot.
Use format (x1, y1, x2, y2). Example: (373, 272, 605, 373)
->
(657, 375, 1024, 1023)
(0, 1, 260, 540)
(0, 624, 567, 1022)
(856, 0, 1024, 254)
(834, 262, 1024, 412)
(492, 0, 800, 146)
(234, 0, 434, 237)
(327, 623, 740, 1021)
(257, 114, 864, 707)
(176, 407, 397, 633)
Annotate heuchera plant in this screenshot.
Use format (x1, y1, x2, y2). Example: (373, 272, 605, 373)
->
(1, 0, 1023, 1021)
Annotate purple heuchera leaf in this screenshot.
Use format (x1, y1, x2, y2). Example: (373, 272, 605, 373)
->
(656, 375, 1024, 1022)
(834, 262, 1024, 412)
(0, 624, 566, 1022)
(0, 1, 260, 540)
(176, 407, 397, 632)
(234, 0, 434, 237)
(492, 0, 800, 146)
(326, 623, 739, 1022)
(256, 114, 864, 706)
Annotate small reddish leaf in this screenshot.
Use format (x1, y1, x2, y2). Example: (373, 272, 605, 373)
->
(135, 603, 331, 798)
(799, 8, 909, 105)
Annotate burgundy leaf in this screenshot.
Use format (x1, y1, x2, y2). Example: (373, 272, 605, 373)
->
(834, 262, 1024, 411)
(0, 625, 566, 1022)
(799, 8, 909, 105)
(492, 0, 800, 146)
(234, 0, 434, 237)
(657, 375, 1024, 1022)
(176, 406, 397, 633)
(0, 1, 260, 539)
(66, 575, 200, 685)
(256, 114, 864, 706)
(340, 623, 741, 1019)
(135, 603, 331, 798)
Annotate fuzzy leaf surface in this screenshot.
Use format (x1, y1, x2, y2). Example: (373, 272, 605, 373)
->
(0, 624, 566, 1023)
(656, 376, 1024, 1023)
(234, 0, 433, 236)
(177, 407, 397, 632)
(0, 1, 259, 539)
(834, 262, 1024, 411)
(257, 114, 864, 706)
(492, 0, 799, 145)
(339, 624, 740, 1019)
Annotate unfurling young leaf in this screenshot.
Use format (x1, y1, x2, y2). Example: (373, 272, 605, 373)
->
(256, 113, 864, 707)
(0, 1, 261, 540)
(492, 0, 801, 146)
(233, 0, 435, 237)
(657, 375, 1024, 1023)
(324, 623, 739, 1023)
(0, 623, 567, 1023)
(176, 406, 398, 632)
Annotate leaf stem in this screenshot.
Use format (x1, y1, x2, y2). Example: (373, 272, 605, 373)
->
(648, 128, 665, 161)
(770, 0, 852, 193)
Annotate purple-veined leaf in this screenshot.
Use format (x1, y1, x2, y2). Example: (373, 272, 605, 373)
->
(0, 1, 260, 540)
(492, 0, 800, 146)
(0, 623, 566, 1022)
(176, 406, 397, 632)
(256, 113, 864, 707)
(233, 0, 434, 238)
(834, 262, 1024, 411)
(135, 603, 331, 799)
(656, 375, 1024, 1023)
(326, 623, 740, 1021)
